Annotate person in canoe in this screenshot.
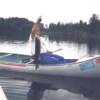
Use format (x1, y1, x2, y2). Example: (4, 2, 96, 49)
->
(30, 17, 66, 68)
(30, 16, 42, 69)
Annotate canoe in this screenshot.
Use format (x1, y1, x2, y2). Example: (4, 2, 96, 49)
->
(0, 52, 100, 78)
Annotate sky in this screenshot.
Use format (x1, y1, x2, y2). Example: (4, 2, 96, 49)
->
(0, 0, 100, 24)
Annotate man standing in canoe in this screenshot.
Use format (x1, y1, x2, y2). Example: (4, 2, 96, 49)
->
(30, 17, 65, 69)
(30, 16, 42, 69)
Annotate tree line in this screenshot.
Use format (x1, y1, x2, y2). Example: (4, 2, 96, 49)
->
(0, 14, 100, 46)
(47, 14, 100, 45)
(0, 17, 33, 40)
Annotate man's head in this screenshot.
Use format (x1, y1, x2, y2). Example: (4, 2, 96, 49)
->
(36, 16, 42, 24)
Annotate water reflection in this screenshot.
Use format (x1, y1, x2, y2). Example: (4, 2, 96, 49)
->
(87, 43, 100, 55)
(0, 77, 90, 100)
(0, 39, 100, 59)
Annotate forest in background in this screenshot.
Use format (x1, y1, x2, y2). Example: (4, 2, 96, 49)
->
(0, 17, 33, 40)
(0, 14, 100, 46)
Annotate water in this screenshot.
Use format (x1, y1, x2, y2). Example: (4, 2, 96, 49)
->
(0, 39, 99, 100)
(0, 77, 89, 100)
(0, 39, 99, 59)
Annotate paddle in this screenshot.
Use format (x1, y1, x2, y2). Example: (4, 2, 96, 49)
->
(47, 48, 62, 54)
(52, 48, 62, 53)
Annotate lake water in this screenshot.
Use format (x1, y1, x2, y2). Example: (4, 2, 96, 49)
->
(0, 77, 90, 100)
(0, 39, 99, 100)
(0, 39, 100, 59)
